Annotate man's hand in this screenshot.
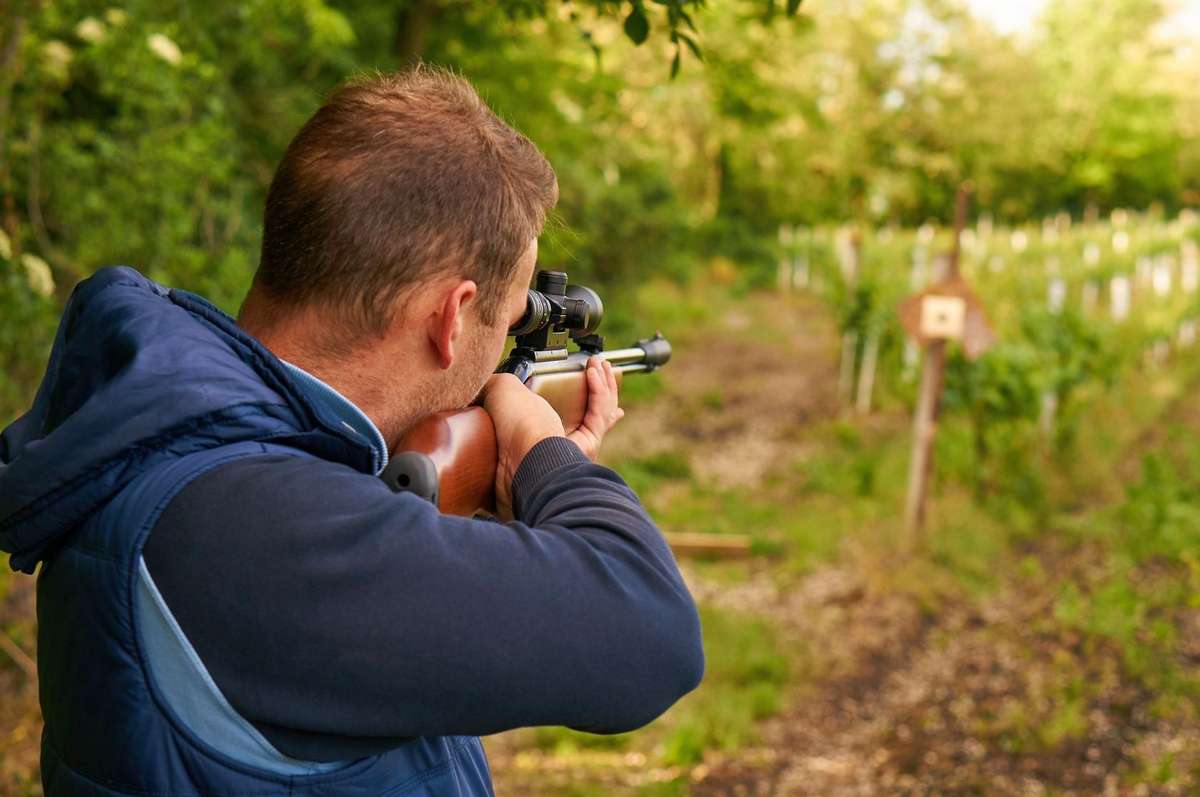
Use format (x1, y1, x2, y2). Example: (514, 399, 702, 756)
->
(566, 357, 625, 461)
(479, 358, 624, 519)
(479, 373, 565, 520)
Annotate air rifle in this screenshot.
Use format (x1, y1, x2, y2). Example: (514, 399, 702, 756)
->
(381, 269, 671, 516)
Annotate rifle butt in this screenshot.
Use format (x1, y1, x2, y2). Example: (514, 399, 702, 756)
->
(395, 407, 497, 516)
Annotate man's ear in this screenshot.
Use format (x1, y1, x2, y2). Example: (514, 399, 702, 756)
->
(428, 279, 479, 370)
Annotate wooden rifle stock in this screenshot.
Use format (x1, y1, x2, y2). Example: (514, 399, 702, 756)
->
(387, 339, 668, 516)
(392, 406, 499, 516)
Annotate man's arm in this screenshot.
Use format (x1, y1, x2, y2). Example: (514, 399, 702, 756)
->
(143, 438, 703, 760)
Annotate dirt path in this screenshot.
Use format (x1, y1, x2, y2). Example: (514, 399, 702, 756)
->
(599, 291, 841, 486)
(688, 382, 1200, 797)
(689, 551, 1199, 796)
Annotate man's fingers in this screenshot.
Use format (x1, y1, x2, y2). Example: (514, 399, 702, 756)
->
(565, 357, 624, 461)
(604, 359, 618, 393)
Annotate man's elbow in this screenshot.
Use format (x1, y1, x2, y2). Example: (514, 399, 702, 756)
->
(649, 588, 706, 709)
(602, 596, 706, 733)
(671, 601, 706, 697)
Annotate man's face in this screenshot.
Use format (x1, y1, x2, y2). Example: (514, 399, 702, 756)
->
(442, 238, 538, 409)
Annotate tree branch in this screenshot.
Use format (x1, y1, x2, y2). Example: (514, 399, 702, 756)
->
(0, 6, 28, 257)
(0, 629, 36, 681)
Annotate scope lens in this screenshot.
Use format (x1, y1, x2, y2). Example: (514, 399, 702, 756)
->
(508, 289, 553, 336)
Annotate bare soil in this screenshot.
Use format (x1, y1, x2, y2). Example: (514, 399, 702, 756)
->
(689, 550, 1200, 797)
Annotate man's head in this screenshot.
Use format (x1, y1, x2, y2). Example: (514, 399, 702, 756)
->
(239, 66, 558, 444)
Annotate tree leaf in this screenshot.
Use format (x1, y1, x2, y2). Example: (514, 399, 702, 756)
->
(624, 4, 650, 45)
(787, 0, 803, 15)
(670, 49, 681, 78)
(679, 32, 703, 61)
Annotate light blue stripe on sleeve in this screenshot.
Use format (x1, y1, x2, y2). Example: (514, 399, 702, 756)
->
(136, 557, 349, 775)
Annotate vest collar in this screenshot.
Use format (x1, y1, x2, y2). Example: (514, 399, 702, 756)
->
(281, 361, 389, 476)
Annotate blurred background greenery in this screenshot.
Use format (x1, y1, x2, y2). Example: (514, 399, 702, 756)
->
(3, 0, 1200, 794)
(3, 0, 1198, 414)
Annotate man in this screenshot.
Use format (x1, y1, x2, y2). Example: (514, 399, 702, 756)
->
(0, 66, 703, 795)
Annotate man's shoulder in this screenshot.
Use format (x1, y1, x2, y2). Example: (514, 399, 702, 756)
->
(144, 451, 396, 558)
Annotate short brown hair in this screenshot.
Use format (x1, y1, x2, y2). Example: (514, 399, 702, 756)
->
(252, 65, 558, 339)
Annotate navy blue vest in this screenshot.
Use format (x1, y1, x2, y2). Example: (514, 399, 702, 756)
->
(4, 269, 496, 796)
(37, 438, 494, 796)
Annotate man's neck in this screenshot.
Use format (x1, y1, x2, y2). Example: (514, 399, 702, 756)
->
(242, 335, 401, 454)
(238, 292, 451, 452)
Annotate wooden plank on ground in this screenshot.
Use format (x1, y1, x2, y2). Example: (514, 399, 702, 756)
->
(665, 532, 753, 558)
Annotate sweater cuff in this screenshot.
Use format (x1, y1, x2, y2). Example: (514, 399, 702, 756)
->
(512, 436, 589, 520)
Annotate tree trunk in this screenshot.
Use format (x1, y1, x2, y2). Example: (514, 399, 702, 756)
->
(395, 0, 439, 65)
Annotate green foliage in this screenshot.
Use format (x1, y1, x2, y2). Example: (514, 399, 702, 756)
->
(1020, 308, 1119, 449)
(1055, 450, 1200, 696)
(1, 0, 1197, 425)
(1118, 451, 1200, 562)
(940, 305, 1118, 510)
(0, 250, 58, 421)
(623, 3, 650, 45)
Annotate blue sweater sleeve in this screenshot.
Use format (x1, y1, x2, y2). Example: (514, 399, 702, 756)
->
(143, 437, 704, 760)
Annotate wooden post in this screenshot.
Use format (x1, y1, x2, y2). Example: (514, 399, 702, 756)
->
(777, 224, 793, 292)
(902, 247, 928, 382)
(903, 338, 946, 541)
(854, 332, 880, 415)
(904, 183, 971, 545)
(1038, 390, 1058, 442)
(837, 231, 863, 407)
(838, 330, 859, 404)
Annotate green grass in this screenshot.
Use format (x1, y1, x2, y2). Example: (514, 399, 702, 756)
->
(619, 371, 667, 407)
(1053, 454, 1200, 698)
(617, 451, 694, 496)
(660, 605, 791, 766)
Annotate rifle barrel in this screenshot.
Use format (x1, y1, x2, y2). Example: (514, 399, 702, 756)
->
(527, 348, 651, 376)
(524, 331, 671, 378)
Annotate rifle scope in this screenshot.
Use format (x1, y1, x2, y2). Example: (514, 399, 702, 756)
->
(508, 270, 603, 339)
(497, 268, 670, 382)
